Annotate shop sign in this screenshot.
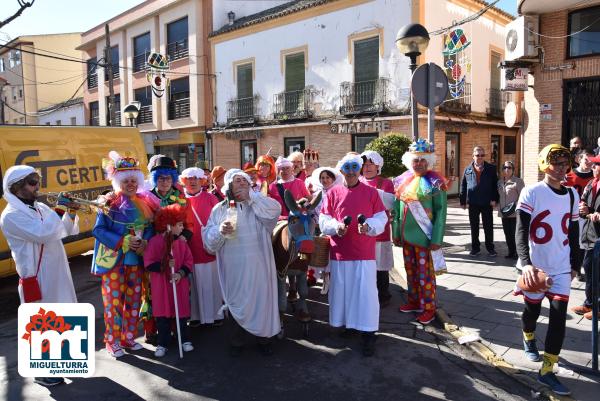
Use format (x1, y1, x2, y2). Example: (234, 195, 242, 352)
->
(436, 120, 470, 133)
(153, 130, 179, 141)
(330, 120, 391, 134)
(540, 104, 552, 120)
(225, 129, 263, 140)
(501, 67, 528, 91)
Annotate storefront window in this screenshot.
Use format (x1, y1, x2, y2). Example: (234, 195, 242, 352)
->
(352, 133, 378, 153)
(154, 143, 206, 170)
(240, 140, 257, 167)
(284, 137, 305, 156)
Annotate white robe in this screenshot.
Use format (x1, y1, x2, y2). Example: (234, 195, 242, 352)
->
(202, 190, 281, 338)
(0, 199, 79, 304)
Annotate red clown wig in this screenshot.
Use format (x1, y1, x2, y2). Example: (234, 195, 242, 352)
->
(154, 203, 187, 233)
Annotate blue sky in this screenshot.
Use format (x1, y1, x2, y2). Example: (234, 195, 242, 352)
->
(0, 0, 518, 41)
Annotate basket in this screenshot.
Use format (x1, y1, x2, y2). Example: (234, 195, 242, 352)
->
(309, 235, 331, 267)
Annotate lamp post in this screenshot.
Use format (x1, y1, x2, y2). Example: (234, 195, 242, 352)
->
(123, 101, 141, 127)
(396, 23, 430, 140)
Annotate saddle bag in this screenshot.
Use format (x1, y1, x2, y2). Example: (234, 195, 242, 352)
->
(309, 235, 331, 268)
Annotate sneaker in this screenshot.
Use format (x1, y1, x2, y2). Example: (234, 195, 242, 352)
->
(187, 320, 201, 328)
(106, 342, 125, 358)
(537, 372, 571, 396)
(488, 250, 498, 257)
(154, 346, 167, 358)
(182, 342, 194, 352)
(122, 340, 143, 351)
(523, 339, 541, 362)
(399, 303, 423, 313)
(584, 310, 600, 320)
(469, 249, 481, 256)
(416, 310, 436, 325)
(145, 334, 157, 346)
(570, 305, 592, 315)
(34, 377, 65, 387)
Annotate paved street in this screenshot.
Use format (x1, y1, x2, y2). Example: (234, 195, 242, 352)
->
(0, 252, 532, 400)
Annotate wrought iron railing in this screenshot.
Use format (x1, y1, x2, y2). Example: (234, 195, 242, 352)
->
(133, 52, 149, 73)
(105, 111, 121, 126)
(440, 83, 471, 114)
(104, 64, 120, 81)
(167, 39, 188, 61)
(137, 105, 152, 124)
(227, 96, 258, 125)
(89, 113, 99, 126)
(168, 97, 190, 120)
(273, 88, 315, 120)
(487, 88, 512, 118)
(339, 78, 389, 115)
(87, 72, 98, 89)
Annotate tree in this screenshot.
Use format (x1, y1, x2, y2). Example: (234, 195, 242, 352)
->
(0, 1, 36, 30)
(364, 133, 412, 178)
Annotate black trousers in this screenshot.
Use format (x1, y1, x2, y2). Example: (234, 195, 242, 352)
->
(156, 317, 190, 348)
(468, 204, 495, 252)
(522, 299, 568, 356)
(376, 271, 391, 300)
(501, 217, 517, 256)
(230, 316, 271, 347)
(582, 250, 600, 307)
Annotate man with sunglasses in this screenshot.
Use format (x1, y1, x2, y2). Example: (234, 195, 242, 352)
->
(319, 153, 387, 356)
(1, 165, 79, 387)
(459, 146, 499, 256)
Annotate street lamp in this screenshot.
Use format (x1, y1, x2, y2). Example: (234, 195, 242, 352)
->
(396, 23, 430, 140)
(123, 101, 141, 127)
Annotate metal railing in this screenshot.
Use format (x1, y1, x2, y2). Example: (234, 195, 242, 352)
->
(227, 96, 258, 125)
(487, 88, 512, 118)
(89, 113, 99, 126)
(168, 97, 190, 120)
(105, 111, 121, 126)
(133, 52, 149, 73)
(167, 39, 188, 61)
(87, 72, 98, 89)
(104, 65, 120, 81)
(273, 88, 314, 120)
(339, 78, 389, 115)
(137, 105, 152, 124)
(440, 83, 471, 114)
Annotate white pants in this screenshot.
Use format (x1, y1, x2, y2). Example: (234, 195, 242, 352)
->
(190, 260, 223, 323)
(329, 260, 379, 332)
(375, 241, 394, 271)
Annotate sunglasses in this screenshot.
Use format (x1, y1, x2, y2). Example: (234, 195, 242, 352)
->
(474, 154, 485, 157)
(341, 162, 361, 174)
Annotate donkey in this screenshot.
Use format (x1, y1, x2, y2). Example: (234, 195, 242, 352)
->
(272, 189, 322, 337)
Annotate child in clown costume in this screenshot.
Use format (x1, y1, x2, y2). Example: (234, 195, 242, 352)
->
(392, 139, 448, 325)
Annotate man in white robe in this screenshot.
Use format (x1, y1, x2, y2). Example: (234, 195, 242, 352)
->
(319, 154, 387, 356)
(203, 169, 281, 356)
(0, 165, 79, 387)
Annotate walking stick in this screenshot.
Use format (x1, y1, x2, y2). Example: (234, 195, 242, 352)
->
(167, 225, 184, 359)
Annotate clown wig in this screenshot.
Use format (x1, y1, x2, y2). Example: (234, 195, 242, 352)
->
(154, 203, 187, 233)
(401, 151, 437, 171)
(150, 167, 180, 188)
(103, 151, 146, 193)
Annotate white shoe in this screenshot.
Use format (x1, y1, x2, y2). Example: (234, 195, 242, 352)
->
(154, 346, 167, 357)
(182, 342, 194, 352)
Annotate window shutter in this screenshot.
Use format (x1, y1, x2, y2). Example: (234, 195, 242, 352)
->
(285, 53, 305, 92)
(354, 37, 379, 83)
(237, 64, 253, 99)
(490, 51, 501, 89)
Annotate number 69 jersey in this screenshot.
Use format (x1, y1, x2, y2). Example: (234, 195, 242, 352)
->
(516, 181, 579, 275)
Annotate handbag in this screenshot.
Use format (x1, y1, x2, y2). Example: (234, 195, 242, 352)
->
(500, 202, 516, 217)
(19, 244, 44, 303)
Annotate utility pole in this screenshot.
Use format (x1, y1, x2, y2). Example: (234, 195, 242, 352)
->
(105, 24, 116, 126)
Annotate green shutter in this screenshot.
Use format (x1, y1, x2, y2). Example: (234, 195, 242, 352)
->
(490, 52, 501, 89)
(237, 64, 253, 99)
(285, 53, 305, 92)
(354, 37, 379, 83)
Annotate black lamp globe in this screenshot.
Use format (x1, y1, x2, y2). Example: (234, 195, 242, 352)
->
(395, 23, 430, 60)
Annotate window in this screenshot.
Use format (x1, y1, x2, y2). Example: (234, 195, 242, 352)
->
(89, 101, 99, 126)
(285, 53, 305, 92)
(284, 137, 305, 156)
(504, 136, 517, 154)
(354, 36, 379, 83)
(240, 140, 257, 167)
(19, 117, 24, 124)
(56, 120, 61, 126)
(490, 51, 501, 90)
(167, 17, 188, 61)
(135, 86, 153, 124)
(352, 133, 378, 153)
(9, 50, 20, 68)
(236, 63, 253, 99)
(45, 122, 50, 125)
(18, 88, 22, 98)
(0, 57, 4, 72)
(105, 94, 121, 126)
(569, 6, 600, 58)
(70, 117, 77, 125)
(104, 46, 119, 80)
(11, 87, 16, 102)
(133, 32, 151, 72)
(168, 77, 190, 119)
(87, 57, 98, 89)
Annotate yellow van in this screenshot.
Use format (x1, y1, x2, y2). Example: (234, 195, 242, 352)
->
(0, 126, 149, 278)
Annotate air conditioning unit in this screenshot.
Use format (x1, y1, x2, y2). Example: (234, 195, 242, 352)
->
(505, 15, 539, 61)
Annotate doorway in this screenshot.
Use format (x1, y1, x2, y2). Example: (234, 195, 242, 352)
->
(445, 133, 460, 195)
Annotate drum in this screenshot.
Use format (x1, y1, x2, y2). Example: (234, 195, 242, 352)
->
(309, 235, 331, 267)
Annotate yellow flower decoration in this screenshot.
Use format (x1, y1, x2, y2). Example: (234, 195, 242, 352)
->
(169, 195, 177, 201)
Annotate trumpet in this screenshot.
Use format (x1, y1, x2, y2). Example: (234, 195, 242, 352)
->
(40, 192, 109, 214)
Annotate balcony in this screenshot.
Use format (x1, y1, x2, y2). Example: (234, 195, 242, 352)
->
(133, 52, 149, 73)
(339, 78, 389, 115)
(104, 65, 119, 81)
(137, 105, 152, 124)
(167, 39, 188, 61)
(440, 83, 471, 114)
(227, 96, 258, 126)
(105, 112, 121, 126)
(87, 73, 97, 89)
(487, 88, 512, 118)
(168, 97, 190, 120)
(273, 88, 315, 121)
(89, 114, 99, 126)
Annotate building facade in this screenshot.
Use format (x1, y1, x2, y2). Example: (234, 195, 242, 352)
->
(78, 0, 213, 170)
(37, 97, 85, 126)
(515, 0, 600, 184)
(0, 33, 83, 125)
(208, 0, 519, 195)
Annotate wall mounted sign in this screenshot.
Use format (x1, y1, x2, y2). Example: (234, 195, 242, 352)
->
(501, 67, 528, 91)
(442, 28, 472, 100)
(225, 129, 263, 140)
(330, 120, 391, 134)
(153, 130, 179, 141)
(540, 103, 552, 120)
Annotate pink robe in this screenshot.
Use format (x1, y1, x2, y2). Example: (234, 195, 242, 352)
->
(268, 178, 311, 217)
(361, 176, 394, 242)
(144, 236, 194, 318)
(186, 191, 219, 263)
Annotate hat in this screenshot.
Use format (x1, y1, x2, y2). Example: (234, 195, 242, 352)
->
(223, 169, 252, 195)
(147, 154, 166, 172)
(303, 148, 319, 163)
(361, 150, 384, 174)
(588, 155, 600, 164)
(150, 156, 177, 172)
(211, 166, 227, 182)
(275, 156, 293, 169)
(242, 161, 258, 174)
(311, 167, 343, 191)
(408, 138, 435, 154)
(255, 155, 276, 182)
(401, 139, 437, 171)
(102, 151, 145, 193)
(538, 144, 571, 172)
(180, 167, 205, 179)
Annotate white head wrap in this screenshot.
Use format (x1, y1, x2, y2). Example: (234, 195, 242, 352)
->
(180, 167, 205, 179)
(360, 150, 384, 174)
(2, 165, 37, 212)
(222, 169, 252, 195)
(311, 167, 343, 191)
(335, 154, 364, 171)
(275, 156, 293, 169)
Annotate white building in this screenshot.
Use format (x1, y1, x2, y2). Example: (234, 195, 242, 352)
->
(37, 97, 84, 126)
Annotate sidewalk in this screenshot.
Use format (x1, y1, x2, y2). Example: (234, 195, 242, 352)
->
(392, 199, 599, 401)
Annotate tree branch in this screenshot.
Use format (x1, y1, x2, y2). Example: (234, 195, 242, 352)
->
(0, 1, 36, 30)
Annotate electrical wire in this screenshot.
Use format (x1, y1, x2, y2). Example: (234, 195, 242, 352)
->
(525, 13, 600, 39)
(430, 0, 501, 36)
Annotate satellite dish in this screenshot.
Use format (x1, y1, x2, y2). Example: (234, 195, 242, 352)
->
(506, 29, 518, 52)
